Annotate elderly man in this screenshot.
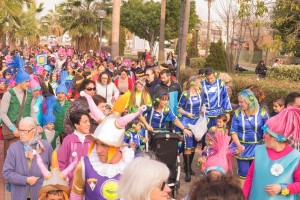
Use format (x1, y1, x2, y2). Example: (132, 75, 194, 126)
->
(70, 106, 145, 200)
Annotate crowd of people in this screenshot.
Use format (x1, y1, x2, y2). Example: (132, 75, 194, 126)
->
(0, 45, 300, 200)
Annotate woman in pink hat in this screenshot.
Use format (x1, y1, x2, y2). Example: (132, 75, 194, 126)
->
(243, 107, 300, 200)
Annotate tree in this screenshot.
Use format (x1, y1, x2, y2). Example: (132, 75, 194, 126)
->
(272, 0, 300, 56)
(111, 0, 120, 58)
(120, 0, 198, 55)
(205, 40, 226, 71)
(158, 0, 167, 63)
(119, 26, 126, 56)
(0, 0, 33, 49)
(120, 0, 160, 54)
(187, 31, 198, 58)
(57, 0, 109, 51)
(178, 0, 191, 70)
(205, 0, 215, 57)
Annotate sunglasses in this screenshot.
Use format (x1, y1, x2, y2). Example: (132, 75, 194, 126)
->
(160, 181, 167, 191)
(86, 87, 96, 91)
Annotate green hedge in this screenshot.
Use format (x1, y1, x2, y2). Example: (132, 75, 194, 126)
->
(190, 57, 206, 68)
(268, 65, 300, 82)
(232, 74, 300, 110)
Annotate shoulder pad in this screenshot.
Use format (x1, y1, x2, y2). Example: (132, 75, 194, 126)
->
(164, 106, 170, 113)
(260, 108, 267, 117)
(221, 80, 225, 87)
(235, 109, 240, 117)
(182, 91, 188, 96)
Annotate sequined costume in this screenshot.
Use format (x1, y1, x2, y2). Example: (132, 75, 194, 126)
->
(143, 105, 178, 129)
(230, 108, 269, 177)
(176, 90, 204, 150)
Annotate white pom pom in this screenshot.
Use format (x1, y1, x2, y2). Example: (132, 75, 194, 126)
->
(72, 152, 77, 157)
(80, 91, 85, 97)
(32, 150, 37, 155)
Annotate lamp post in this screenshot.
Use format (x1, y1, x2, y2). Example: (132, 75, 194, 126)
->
(194, 23, 201, 57)
(98, 10, 107, 54)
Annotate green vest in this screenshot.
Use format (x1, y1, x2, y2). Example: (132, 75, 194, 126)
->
(54, 100, 71, 134)
(7, 89, 33, 123)
(42, 131, 60, 150)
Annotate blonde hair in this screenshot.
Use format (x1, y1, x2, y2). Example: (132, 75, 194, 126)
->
(129, 81, 150, 109)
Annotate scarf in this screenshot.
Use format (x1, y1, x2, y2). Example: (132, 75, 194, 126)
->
(24, 133, 45, 160)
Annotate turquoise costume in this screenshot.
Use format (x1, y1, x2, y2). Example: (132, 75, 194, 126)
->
(176, 90, 204, 150)
(33, 95, 43, 126)
(143, 105, 178, 129)
(230, 108, 269, 177)
(249, 145, 300, 200)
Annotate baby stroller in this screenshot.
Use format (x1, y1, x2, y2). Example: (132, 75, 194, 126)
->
(146, 128, 181, 198)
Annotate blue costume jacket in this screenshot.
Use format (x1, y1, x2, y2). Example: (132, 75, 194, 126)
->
(201, 79, 232, 118)
(176, 90, 204, 149)
(143, 105, 177, 129)
(230, 108, 269, 160)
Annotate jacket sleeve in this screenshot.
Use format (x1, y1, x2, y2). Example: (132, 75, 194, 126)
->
(221, 81, 232, 113)
(2, 146, 27, 186)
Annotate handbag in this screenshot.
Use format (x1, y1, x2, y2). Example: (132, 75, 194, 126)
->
(188, 115, 208, 141)
(2, 91, 27, 140)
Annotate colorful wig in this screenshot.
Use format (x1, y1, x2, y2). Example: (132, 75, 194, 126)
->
(238, 89, 259, 115)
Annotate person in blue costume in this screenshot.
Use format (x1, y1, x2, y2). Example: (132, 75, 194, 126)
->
(139, 92, 192, 135)
(124, 119, 148, 157)
(230, 89, 269, 187)
(176, 75, 205, 182)
(201, 68, 232, 148)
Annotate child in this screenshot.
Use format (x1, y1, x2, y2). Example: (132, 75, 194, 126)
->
(205, 114, 228, 148)
(42, 96, 61, 151)
(124, 119, 148, 156)
(270, 97, 284, 117)
(202, 130, 236, 180)
(198, 114, 228, 171)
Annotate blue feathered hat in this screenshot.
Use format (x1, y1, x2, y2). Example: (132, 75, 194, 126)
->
(55, 70, 68, 95)
(42, 96, 57, 126)
(6, 55, 30, 84)
(44, 65, 52, 73)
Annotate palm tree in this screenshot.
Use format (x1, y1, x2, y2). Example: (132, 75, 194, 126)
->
(178, 0, 191, 69)
(58, 0, 110, 51)
(158, 0, 167, 64)
(40, 6, 64, 37)
(111, 0, 120, 58)
(0, 0, 32, 49)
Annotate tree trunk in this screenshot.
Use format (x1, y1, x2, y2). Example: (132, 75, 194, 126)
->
(158, 0, 166, 64)
(176, 0, 185, 80)
(111, 0, 120, 59)
(205, 0, 212, 57)
(179, 0, 191, 70)
(149, 35, 155, 56)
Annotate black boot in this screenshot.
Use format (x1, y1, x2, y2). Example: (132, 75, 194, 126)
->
(190, 152, 195, 175)
(184, 154, 191, 182)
